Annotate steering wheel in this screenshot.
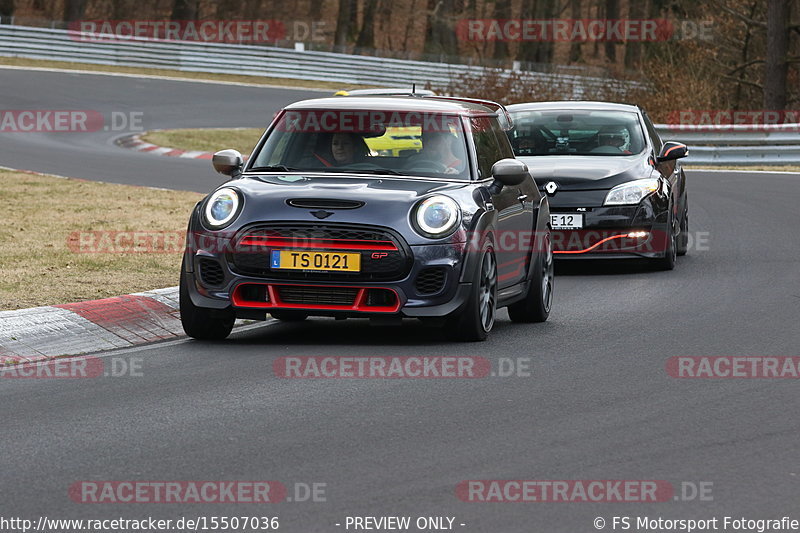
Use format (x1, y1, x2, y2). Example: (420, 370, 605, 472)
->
(406, 158, 447, 173)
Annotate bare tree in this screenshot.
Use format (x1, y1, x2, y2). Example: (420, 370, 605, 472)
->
(334, 0, 356, 49)
(171, 0, 198, 20)
(624, 0, 645, 68)
(517, 0, 556, 66)
(424, 0, 459, 58)
(604, 0, 618, 62)
(0, 0, 14, 21)
(569, 0, 583, 63)
(764, 0, 789, 109)
(356, 0, 379, 51)
(491, 0, 511, 63)
(63, 0, 88, 22)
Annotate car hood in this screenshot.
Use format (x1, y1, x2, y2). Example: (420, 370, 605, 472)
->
(518, 155, 655, 191)
(216, 173, 475, 245)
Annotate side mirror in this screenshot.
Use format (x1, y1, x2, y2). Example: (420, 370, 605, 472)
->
(657, 141, 688, 162)
(212, 149, 243, 177)
(491, 158, 528, 186)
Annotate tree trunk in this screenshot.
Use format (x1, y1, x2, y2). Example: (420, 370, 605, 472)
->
(568, 0, 582, 63)
(424, 0, 459, 58)
(604, 0, 618, 62)
(764, 0, 789, 109)
(0, 0, 14, 20)
(334, 0, 356, 50)
(356, 0, 379, 51)
(624, 0, 646, 68)
(517, 0, 555, 66)
(491, 0, 511, 63)
(63, 0, 88, 22)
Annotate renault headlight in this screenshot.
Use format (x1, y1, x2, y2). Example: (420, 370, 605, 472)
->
(604, 179, 659, 206)
(203, 187, 242, 228)
(412, 195, 460, 237)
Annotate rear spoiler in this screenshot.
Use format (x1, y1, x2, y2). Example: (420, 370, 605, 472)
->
(422, 96, 514, 131)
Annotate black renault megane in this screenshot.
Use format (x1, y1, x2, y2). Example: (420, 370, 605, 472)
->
(180, 96, 554, 341)
(506, 101, 689, 269)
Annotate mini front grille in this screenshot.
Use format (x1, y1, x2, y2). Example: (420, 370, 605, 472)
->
(415, 267, 446, 295)
(277, 286, 359, 305)
(229, 223, 412, 281)
(198, 258, 225, 286)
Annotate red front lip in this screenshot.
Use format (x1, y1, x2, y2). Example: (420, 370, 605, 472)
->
(231, 282, 402, 313)
(552, 230, 657, 254)
(237, 236, 398, 251)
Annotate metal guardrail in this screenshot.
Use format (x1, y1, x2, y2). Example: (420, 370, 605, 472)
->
(0, 25, 796, 165)
(655, 123, 800, 166)
(0, 24, 626, 96)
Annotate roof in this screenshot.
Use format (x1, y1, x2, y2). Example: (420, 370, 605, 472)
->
(506, 101, 640, 113)
(285, 96, 500, 115)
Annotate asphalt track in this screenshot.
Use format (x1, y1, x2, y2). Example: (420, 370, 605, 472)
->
(2, 68, 799, 532)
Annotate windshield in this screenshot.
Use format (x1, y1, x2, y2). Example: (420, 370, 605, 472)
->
(508, 110, 646, 156)
(249, 109, 470, 180)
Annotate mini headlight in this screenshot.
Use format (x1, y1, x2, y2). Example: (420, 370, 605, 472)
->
(604, 179, 660, 206)
(413, 195, 460, 237)
(204, 187, 241, 228)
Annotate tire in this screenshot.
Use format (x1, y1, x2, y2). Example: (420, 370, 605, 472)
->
(508, 231, 553, 323)
(179, 260, 235, 340)
(270, 311, 308, 321)
(652, 215, 677, 271)
(446, 248, 497, 342)
(677, 208, 689, 256)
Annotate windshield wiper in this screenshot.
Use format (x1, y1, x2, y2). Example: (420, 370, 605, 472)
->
(248, 165, 298, 172)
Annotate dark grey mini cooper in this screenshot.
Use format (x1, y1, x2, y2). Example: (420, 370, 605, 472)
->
(180, 96, 554, 341)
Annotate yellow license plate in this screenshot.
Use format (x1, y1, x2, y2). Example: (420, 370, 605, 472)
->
(271, 250, 361, 272)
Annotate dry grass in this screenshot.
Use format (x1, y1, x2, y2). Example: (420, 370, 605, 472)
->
(0, 170, 203, 310)
(0, 56, 373, 92)
(141, 128, 262, 155)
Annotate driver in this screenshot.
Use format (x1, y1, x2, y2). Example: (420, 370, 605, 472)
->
(414, 130, 465, 174)
(596, 126, 631, 154)
(313, 132, 370, 167)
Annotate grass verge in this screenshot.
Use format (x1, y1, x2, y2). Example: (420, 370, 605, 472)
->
(0, 170, 203, 311)
(0, 56, 370, 91)
(141, 128, 262, 156)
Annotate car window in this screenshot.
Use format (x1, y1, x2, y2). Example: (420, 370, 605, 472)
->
(642, 112, 663, 153)
(491, 118, 515, 160)
(470, 116, 505, 179)
(249, 110, 470, 180)
(507, 110, 646, 156)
